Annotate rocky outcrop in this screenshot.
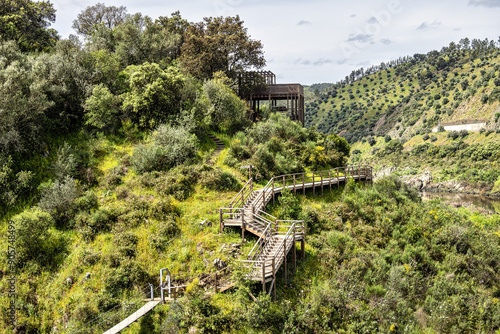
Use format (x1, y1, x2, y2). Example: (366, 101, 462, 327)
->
(376, 167, 493, 195)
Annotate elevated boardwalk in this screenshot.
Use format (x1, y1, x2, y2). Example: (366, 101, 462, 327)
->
(102, 301, 159, 334)
(219, 165, 372, 298)
(91, 165, 371, 333)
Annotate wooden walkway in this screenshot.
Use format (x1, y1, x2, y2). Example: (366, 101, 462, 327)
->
(102, 301, 160, 334)
(96, 165, 371, 333)
(219, 165, 372, 298)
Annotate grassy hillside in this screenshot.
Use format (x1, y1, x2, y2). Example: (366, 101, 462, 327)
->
(305, 39, 500, 143)
(349, 130, 500, 195)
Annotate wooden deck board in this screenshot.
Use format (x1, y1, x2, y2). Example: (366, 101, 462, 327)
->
(102, 301, 160, 334)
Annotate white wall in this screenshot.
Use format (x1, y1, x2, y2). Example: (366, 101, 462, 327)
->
(432, 122, 486, 133)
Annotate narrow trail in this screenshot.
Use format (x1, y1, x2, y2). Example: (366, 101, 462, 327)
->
(208, 134, 225, 165)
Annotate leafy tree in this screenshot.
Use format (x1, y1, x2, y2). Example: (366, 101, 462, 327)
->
(0, 0, 58, 52)
(180, 15, 265, 81)
(143, 11, 190, 61)
(84, 84, 121, 131)
(112, 13, 151, 66)
(121, 62, 185, 129)
(201, 75, 248, 132)
(0, 41, 53, 156)
(72, 2, 128, 37)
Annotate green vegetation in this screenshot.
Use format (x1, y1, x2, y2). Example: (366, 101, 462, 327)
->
(1, 2, 500, 333)
(350, 131, 500, 194)
(306, 38, 500, 143)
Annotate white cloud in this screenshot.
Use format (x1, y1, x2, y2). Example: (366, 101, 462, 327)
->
(297, 20, 312, 26)
(468, 0, 500, 7)
(416, 20, 442, 31)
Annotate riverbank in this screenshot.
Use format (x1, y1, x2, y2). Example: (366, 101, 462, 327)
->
(375, 167, 499, 197)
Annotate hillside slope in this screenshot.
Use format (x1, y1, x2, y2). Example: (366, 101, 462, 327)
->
(305, 38, 500, 143)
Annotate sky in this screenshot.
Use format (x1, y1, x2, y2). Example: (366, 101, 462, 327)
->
(51, 0, 500, 85)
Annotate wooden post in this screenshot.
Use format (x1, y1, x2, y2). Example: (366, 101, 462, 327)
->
(293, 229, 296, 273)
(272, 178, 275, 205)
(329, 170, 332, 192)
(283, 175, 285, 189)
(320, 171, 323, 197)
(312, 172, 315, 197)
(284, 238, 287, 283)
(262, 262, 266, 293)
(272, 258, 276, 301)
(293, 175, 296, 195)
(219, 208, 223, 233)
(302, 173, 305, 196)
(337, 168, 339, 190)
(241, 210, 245, 241)
(215, 273, 218, 293)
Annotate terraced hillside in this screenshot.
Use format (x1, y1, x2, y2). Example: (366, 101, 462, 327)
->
(305, 38, 500, 143)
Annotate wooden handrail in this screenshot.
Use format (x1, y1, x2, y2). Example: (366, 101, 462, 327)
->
(229, 178, 253, 208)
(220, 165, 372, 297)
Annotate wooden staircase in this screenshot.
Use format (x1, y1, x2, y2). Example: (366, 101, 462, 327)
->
(220, 165, 372, 299)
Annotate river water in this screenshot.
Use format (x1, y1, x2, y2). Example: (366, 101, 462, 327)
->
(421, 192, 500, 214)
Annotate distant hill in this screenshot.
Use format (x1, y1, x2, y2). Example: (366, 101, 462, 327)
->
(305, 38, 500, 143)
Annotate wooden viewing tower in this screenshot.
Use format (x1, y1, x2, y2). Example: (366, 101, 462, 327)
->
(240, 71, 305, 126)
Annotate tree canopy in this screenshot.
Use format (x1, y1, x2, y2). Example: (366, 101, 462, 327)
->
(0, 0, 58, 52)
(72, 2, 128, 37)
(180, 15, 265, 82)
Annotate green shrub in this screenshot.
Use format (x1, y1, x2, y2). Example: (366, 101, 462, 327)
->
(74, 190, 99, 212)
(131, 124, 198, 174)
(12, 207, 65, 269)
(277, 188, 302, 220)
(0, 156, 33, 215)
(38, 176, 79, 227)
(76, 208, 114, 242)
(447, 131, 459, 140)
(152, 166, 200, 201)
(199, 168, 241, 191)
(84, 84, 121, 131)
(148, 217, 180, 251)
(52, 142, 78, 179)
(114, 232, 139, 258)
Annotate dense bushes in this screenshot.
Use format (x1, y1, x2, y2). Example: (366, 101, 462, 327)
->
(12, 208, 67, 270)
(0, 156, 33, 215)
(285, 176, 500, 332)
(38, 176, 79, 226)
(226, 113, 350, 180)
(199, 168, 240, 191)
(131, 124, 198, 173)
(154, 176, 500, 333)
